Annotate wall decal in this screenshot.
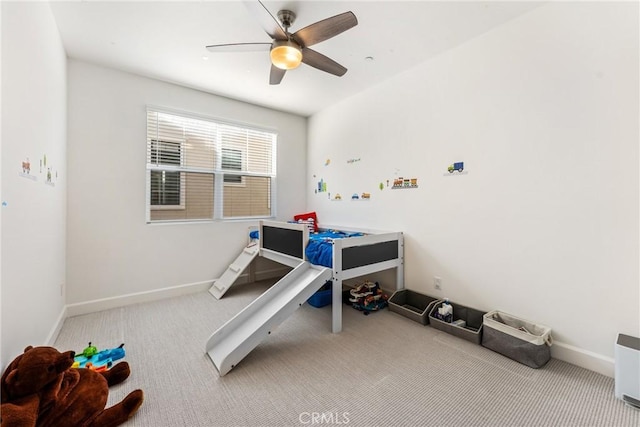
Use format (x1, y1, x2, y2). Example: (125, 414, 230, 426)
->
(325, 159, 331, 166)
(45, 171, 56, 186)
(379, 182, 384, 190)
(346, 158, 361, 164)
(392, 177, 419, 189)
(316, 178, 327, 193)
(351, 192, 371, 201)
(19, 157, 37, 181)
(332, 193, 342, 201)
(22, 158, 31, 174)
(444, 161, 468, 176)
(42, 154, 58, 186)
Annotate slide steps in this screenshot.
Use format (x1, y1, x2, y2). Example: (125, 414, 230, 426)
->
(209, 243, 259, 299)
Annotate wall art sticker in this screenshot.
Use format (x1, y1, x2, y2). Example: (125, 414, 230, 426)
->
(350, 192, 371, 201)
(346, 158, 361, 164)
(332, 193, 342, 201)
(19, 157, 37, 181)
(22, 158, 31, 174)
(316, 178, 327, 193)
(391, 177, 419, 189)
(444, 161, 468, 176)
(42, 154, 58, 187)
(325, 159, 331, 166)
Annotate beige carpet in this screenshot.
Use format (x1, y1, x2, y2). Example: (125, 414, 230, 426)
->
(53, 281, 639, 427)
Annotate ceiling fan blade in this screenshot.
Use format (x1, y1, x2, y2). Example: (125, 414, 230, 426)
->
(243, 1, 287, 41)
(293, 12, 358, 47)
(301, 48, 347, 77)
(269, 65, 286, 85)
(206, 42, 272, 53)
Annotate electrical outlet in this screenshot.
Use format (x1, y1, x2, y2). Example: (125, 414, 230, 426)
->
(434, 276, 442, 290)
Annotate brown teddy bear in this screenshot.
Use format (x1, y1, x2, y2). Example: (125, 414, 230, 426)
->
(0, 346, 143, 427)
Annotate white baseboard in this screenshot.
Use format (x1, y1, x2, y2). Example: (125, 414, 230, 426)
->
(52, 269, 288, 343)
(46, 305, 68, 346)
(551, 341, 615, 378)
(65, 280, 213, 318)
(49, 274, 615, 379)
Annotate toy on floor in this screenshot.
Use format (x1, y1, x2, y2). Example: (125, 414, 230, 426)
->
(348, 281, 389, 315)
(73, 342, 126, 372)
(0, 345, 143, 427)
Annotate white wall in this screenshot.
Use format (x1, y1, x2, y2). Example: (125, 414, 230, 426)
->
(308, 2, 638, 375)
(1, 2, 67, 369)
(66, 60, 307, 304)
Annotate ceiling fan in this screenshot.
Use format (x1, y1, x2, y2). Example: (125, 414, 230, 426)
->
(206, 1, 358, 85)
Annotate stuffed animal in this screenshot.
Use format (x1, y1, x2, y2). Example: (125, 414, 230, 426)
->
(0, 346, 143, 427)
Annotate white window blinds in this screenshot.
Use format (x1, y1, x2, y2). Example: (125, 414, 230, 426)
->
(146, 109, 276, 222)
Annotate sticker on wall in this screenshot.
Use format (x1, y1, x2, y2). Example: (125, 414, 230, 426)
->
(325, 159, 331, 166)
(331, 193, 343, 201)
(316, 178, 328, 193)
(19, 158, 37, 181)
(379, 182, 384, 190)
(444, 161, 468, 176)
(346, 158, 361, 164)
(45, 168, 55, 186)
(391, 177, 419, 189)
(351, 192, 371, 201)
(42, 154, 58, 187)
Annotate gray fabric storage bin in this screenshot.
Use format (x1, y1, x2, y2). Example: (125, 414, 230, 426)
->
(482, 310, 553, 368)
(388, 290, 440, 325)
(428, 301, 485, 344)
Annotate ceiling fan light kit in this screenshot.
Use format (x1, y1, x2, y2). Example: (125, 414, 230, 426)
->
(205, 1, 358, 85)
(270, 40, 303, 70)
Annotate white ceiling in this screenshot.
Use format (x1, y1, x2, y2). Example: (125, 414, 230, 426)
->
(49, 1, 542, 117)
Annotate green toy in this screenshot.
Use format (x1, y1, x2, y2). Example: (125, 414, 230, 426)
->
(80, 342, 98, 358)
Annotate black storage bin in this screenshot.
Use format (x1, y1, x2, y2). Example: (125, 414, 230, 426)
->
(389, 290, 440, 325)
(482, 311, 553, 368)
(428, 300, 486, 344)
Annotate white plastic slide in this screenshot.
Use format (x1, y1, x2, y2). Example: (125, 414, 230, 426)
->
(206, 261, 332, 376)
(209, 243, 259, 299)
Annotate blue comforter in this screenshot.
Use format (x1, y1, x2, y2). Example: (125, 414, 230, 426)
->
(305, 230, 363, 268)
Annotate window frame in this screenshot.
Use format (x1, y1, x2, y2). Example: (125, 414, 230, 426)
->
(145, 107, 277, 223)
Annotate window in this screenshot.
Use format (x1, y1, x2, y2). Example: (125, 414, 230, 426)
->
(150, 140, 183, 207)
(146, 109, 277, 222)
(222, 148, 243, 185)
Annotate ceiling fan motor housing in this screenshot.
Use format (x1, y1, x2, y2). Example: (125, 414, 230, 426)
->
(277, 10, 296, 30)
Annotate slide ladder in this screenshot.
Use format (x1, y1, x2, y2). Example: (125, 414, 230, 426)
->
(209, 243, 259, 300)
(206, 261, 332, 376)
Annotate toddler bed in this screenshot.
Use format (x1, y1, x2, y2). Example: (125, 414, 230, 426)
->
(258, 220, 404, 333)
(206, 219, 404, 375)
